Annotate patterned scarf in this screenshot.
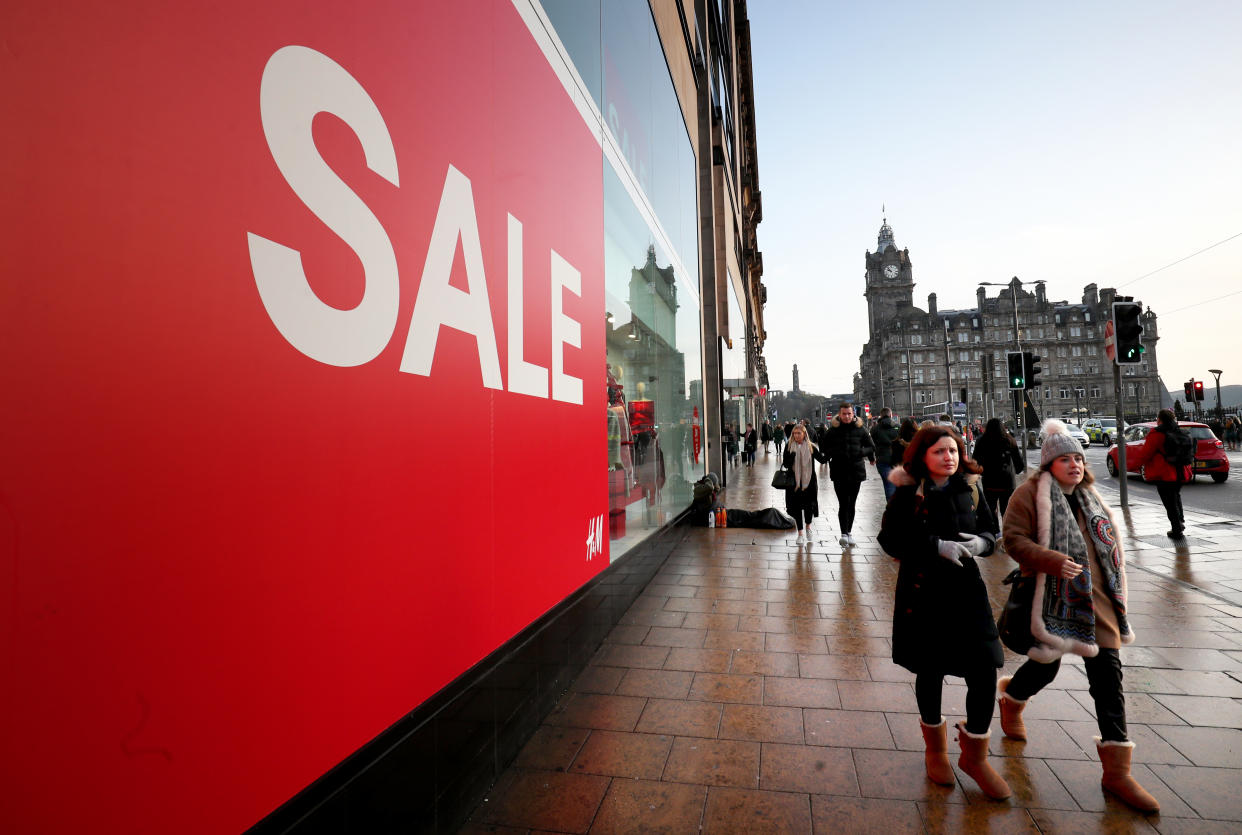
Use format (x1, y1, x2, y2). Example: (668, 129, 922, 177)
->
(1029, 471, 1133, 662)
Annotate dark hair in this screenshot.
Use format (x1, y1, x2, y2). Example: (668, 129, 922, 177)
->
(898, 417, 918, 441)
(880, 407, 892, 417)
(1157, 408, 1177, 429)
(977, 417, 1018, 451)
(837, 401, 853, 412)
(902, 425, 982, 480)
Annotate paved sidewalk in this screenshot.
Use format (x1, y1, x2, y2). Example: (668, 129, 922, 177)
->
(465, 451, 1242, 832)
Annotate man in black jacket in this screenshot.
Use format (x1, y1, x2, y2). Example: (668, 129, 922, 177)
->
(870, 407, 900, 502)
(825, 402, 876, 546)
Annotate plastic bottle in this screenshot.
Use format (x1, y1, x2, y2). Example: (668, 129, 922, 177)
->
(720, 508, 727, 528)
(707, 509, 715, 528)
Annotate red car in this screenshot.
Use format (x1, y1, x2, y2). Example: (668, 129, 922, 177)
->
(1106, 421, 1230, 483)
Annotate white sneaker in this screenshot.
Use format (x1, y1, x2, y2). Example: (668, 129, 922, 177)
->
(838, 535, 848, 546)
(796, 532, 805, 545)
(846, 533, 856, 546)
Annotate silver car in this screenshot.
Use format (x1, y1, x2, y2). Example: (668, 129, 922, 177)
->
(1037, 422, 1091, 449)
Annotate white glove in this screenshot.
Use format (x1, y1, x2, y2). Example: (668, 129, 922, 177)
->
(957, 534, 989, 556)
(937, 538, 969, 566)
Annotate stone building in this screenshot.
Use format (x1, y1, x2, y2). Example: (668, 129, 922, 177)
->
(855, 219, 1163, 424)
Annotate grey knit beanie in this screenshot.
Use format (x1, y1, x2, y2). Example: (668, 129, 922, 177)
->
(1040, 418, 1083, 466)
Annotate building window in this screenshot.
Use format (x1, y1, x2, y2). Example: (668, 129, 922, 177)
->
(1091, 386, 1101, 399)
(1060, 387, 1070, 399)
(900, 354, 907, 364)
(1072, 346, 1082, 357)
(1070, 326, 1082, 337)
(910, 334, 922, 345)
(1087, 345, 1098, 356)
(959, 350, 971, 362)
(914, 369, 924, 384)
(957, 331, 968, 344)
(1127, 383, 1136, 397)
(1072, 364, 1083, 375)
(1044, 387, 1052, 400)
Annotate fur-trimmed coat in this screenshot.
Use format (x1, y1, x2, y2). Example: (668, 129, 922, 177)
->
(879, 468, 1003, 675)
(824, 416, 876, 482)
(1002, 473, 1133, 659)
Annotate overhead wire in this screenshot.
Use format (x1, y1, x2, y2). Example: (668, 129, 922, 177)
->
(1116, 230, 1242, 289)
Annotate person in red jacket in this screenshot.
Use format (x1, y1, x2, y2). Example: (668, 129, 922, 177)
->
(1127, 409, 1193, 538)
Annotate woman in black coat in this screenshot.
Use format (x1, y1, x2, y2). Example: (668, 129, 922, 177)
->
(972, 417, 1025, 520)
(781, 423, 828, 545)
(878, 424, 1011, 800)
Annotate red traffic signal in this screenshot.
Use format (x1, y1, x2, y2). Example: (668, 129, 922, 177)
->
(1194, 380, 1205, 401)
(1184, 381, 1195, 401)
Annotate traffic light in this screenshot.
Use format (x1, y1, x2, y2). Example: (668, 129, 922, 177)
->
(1184, 381, 1195, 401)
(1112, 301, 1144, 364)
(1022, 351, 1042, 389)
(1006, 351, 1025, 390)
(1194, 380, 1205, 402)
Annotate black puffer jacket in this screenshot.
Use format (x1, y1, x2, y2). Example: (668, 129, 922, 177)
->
(973, 431, 1024, 491)
(824, 416, 876, 481)
(879, 468, 1002, 676)
(870, 416, 899, 464)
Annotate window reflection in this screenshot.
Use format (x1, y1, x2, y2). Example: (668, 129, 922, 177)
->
(606, 172, 701, 560)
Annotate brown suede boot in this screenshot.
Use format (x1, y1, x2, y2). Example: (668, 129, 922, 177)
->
(1097, 738, 1160, 812)
(997, 676, 1027, 741)
(955, 723, 1012, 800)
(919, 718, 955, 785)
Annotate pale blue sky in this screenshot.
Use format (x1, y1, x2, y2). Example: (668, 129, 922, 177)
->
(749, 1, 1242, 397)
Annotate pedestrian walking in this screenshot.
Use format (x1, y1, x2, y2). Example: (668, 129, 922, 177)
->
(723, 423, 739, 468)
(760, 419, 772, 453)
(972, 417, 1025, 522)
(999, 419, 1159, 812)
(870, 407, 900, 502)
(879, 424, 1011, 800)
(782, 423, 828, 545)
(1127, 409, 1193, 539)
(823, 402, 876, 546)
(892, 417, 917, 470)
(743, 423, 758, 466)
(773, 421, 785, 456)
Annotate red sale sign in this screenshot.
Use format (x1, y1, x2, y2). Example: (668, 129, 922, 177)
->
(0, 2, 605, 832)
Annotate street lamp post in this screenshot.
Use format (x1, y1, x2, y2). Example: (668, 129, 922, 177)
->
(1073, 387, 1085, 425)
(942, 318, 953, 417)
(1209, 369, 1224, 422)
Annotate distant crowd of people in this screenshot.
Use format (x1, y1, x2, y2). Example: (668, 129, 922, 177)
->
(717, 402, 1200, 812)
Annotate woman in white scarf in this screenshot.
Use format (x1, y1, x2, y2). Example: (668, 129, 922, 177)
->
(780, 422, 828, 545)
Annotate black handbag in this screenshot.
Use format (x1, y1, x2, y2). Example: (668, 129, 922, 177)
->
(997, 568, 1036, 654)
(771, 468, 794, 490)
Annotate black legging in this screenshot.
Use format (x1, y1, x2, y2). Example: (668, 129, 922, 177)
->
(833, 478, 861, 534)
(916, 666, 996, 734)
(984, 487, 1014, 523)
(1006, 648, 1127, 742)
(1156, 482, 1185, 532)
(789, 488, 815, 531)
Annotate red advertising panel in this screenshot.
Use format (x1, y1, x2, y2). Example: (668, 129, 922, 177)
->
(0, 2, 604, 832)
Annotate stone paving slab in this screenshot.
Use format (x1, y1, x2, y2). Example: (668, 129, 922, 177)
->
(466, 452, 1242, 831)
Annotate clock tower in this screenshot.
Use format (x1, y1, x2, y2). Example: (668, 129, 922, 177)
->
(863, 216, 914, 337)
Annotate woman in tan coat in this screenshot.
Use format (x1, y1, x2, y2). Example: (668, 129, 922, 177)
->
(1001, 419, 1159, 812)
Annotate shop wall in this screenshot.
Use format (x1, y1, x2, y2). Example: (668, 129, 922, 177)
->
(0, 1, 705, 832)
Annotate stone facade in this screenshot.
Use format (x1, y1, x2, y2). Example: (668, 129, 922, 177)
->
(855, 220, 1163, 424)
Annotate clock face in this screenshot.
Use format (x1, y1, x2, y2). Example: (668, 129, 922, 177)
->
(883, 264, 899, 279)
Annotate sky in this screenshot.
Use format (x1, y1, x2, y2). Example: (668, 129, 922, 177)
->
(747, 1, 1242, 399)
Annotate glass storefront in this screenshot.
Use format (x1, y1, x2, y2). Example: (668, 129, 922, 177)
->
(543, 0, 703, 560)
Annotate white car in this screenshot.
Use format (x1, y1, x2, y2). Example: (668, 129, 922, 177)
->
(1037, 422, 1091, 449)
